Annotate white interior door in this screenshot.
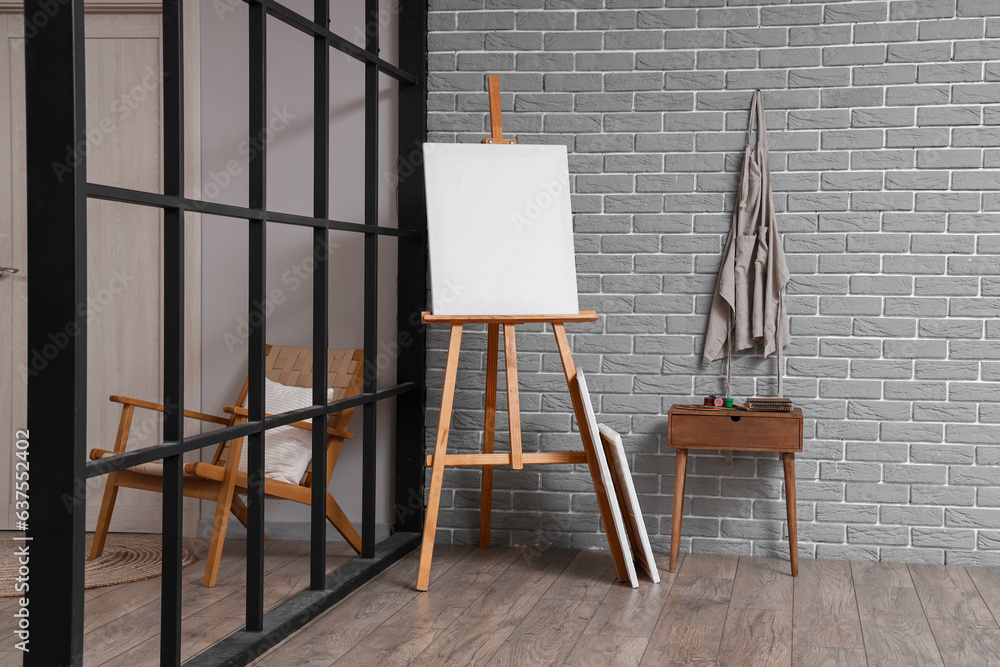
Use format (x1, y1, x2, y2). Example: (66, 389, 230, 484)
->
(0, 8, 201, 534)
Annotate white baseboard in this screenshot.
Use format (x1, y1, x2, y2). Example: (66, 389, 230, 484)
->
(197, 519, 391, 543)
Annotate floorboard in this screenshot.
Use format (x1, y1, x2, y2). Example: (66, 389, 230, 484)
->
(83, 538, 214, 634)
(247, 546, 470, 666)
(542, 548, 617, 602)
(791, 645, 867, 667)
(855, 584, 945, 667)
(715, 556, 795, 666)
(564, 634, 648, 667)
(716, 608, 793, 667)
(409, 547, 576, 666)
(178, 552, 356, 662)
(729, 556, 793, 611)
(0, 651, 23, 664)
(967, 566, 1000, 622)
(487, 598, 601, 666)
(88, 538, 320, 666)
(639, 554, 736, 666)
(909, 563, 996, 622)
(793, 558, 864, 651)
(583, 553, 681, 639)
(383, 547, 523, 629)
(851, 561, 914, 588)
(333, 626, 441, 666)
(927, 618, 1000, 667)
(362, 545, 473, 594)
(252, 588, 417, 666)
(678, 552, 740, 579)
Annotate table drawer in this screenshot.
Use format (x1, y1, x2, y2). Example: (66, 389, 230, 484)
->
(669, 413, 802, 452)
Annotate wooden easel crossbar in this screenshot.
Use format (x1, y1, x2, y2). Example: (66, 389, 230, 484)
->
(416, 77, 629, 591)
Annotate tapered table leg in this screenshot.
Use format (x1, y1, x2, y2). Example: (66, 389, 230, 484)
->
(782, 452, 798, 577)
(669, 448, 688, 572)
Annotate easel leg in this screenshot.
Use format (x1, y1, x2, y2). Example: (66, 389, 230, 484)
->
(480, 323, 500, 548)
(417, 324, 463, 591)
(504, 324, 523, 471)
(783, 452, 799, 577)
(669, 448, 688, 572)
(552, 323, 630, 583)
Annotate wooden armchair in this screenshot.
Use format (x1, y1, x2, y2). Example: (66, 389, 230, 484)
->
(89, 345, 364, 587)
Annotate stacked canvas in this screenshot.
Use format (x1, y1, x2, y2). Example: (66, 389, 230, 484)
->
(577, 370, 660, 587)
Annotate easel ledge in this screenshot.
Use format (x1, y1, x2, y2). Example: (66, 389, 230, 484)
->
(421, 310, 598, 324)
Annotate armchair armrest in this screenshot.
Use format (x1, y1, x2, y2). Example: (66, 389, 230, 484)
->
(223, 405, 353, 440)
(110, 395, 231, 426)
(185, 461, 225, 482)
(96, 396, 231, 462)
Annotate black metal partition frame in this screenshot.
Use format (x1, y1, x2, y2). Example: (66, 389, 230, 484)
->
(22, 0, 428, 665)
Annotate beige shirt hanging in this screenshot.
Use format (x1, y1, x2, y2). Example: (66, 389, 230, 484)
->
(702, 90, 790, 393)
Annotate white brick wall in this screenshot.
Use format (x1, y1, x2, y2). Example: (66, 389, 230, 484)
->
(424, 0, 1000, 566)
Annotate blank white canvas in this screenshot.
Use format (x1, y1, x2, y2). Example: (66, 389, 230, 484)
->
(423, 143, 580, 316)
(598, 423, 660, 584)
(577, 370, 638, 589)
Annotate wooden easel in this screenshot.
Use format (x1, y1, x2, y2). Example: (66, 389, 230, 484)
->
(416, 76, 630, 591)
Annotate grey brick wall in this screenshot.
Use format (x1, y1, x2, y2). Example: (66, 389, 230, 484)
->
(424, 0, 1000, 566)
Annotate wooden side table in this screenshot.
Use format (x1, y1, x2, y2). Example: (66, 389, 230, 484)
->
(666, 405, 804, 576)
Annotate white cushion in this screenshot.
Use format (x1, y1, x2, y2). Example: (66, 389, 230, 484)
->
(237, 377, 335, 486)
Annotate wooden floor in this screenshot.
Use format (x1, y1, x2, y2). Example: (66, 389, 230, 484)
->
(4, 542, 998, 666)
(250, 546, 1000, 667)
(0, 535, 357, 666)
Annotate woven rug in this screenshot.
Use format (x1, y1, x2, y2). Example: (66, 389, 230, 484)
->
(0, 535, 198, 597)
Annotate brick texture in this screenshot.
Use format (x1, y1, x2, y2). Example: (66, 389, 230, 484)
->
(425, 0, 1000, 567)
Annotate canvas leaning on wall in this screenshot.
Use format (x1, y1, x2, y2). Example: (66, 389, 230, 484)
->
(576, 370, 639, 589)
(598, 423, 660, 584)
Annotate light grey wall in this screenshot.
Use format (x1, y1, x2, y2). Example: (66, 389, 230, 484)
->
(426, 0, 1000, 565)
(199, 1, 400, 535)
